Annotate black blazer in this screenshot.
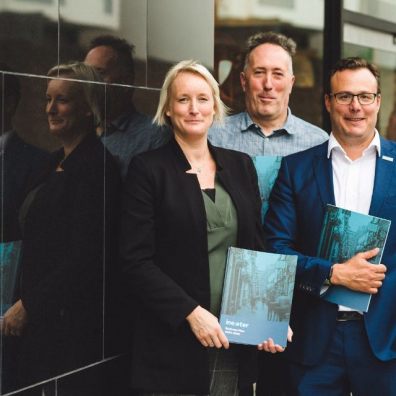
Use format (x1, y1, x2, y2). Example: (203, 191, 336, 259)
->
(19, 133, 121, 385)
(120, 138, 265, 394)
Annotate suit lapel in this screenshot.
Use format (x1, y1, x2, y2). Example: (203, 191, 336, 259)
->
(313, 147, 335, 207)
(369, 138, 396, 216)
(168, 139, 208, 244)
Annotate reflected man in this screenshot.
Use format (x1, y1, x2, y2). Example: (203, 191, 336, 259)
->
(84, 35, 168, 178)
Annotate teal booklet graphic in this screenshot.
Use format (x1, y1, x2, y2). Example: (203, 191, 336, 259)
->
(0, 240, 22, 316)
(252, 156, 282, 224)
(318, 205, 391, 312)
(219, 247, 297, 346)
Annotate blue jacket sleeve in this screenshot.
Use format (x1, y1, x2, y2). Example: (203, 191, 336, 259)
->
(264, 157, 333, 297)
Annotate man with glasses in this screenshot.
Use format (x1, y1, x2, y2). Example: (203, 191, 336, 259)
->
(264, 57, 396, 395)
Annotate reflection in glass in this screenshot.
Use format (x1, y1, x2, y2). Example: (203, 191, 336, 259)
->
(0, 0, 219, 393)
(83, 35, 167, 178)
(59, 0, 148, 87)
(2, 64, 121, 390)
(0, 3, 58, 75)
(0, 69, 50, 394)
(344, 0, 396, 25)
(101, 84, 167, 179)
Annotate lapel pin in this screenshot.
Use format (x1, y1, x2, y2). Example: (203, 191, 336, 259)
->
(382, 155, 394, 162)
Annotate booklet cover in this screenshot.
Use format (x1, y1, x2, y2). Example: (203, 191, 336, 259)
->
(219, 247, 297, 346)
(318, 205, 391, 312)
(252, 156, 282, 224)
(0, 240, 22, 316)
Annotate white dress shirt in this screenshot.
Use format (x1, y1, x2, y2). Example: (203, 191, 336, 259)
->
(326, 130, 380, 311)
(327, 131, 380, 214)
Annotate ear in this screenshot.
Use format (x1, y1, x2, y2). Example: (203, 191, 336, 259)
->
(240, 72, 247, 92)
(290, 75, 295, 93)
(324, 94, 331, 113)
(376, 93, 381, 110)
(166, 110, 171, 117)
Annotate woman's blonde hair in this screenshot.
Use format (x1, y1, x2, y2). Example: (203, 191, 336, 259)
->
(153, 60, 228, 127)
(47, 62, 104, 129)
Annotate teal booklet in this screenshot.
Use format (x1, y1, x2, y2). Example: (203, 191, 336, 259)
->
(0, 240, 22, 316)
(219, 247, 297, 346)
(318, 205, 391, 312)
(252, 156, 282, 224)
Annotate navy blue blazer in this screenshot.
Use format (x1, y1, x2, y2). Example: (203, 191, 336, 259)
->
(264, 137, 396, 365)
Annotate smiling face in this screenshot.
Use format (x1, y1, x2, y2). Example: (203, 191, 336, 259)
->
(325, 68, 381, 146)
(240, 43, 295, 130)
(46, 78, 91, 138)
(166, 71, 215, 141)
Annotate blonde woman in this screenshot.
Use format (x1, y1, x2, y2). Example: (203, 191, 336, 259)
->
(3, 62, 121, 387)
(121, 60, 284, 396)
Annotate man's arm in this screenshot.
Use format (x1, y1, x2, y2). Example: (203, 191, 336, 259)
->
(264, 157, 386, 296)
(264, 157, 332, 295)
(330, 248, 386, 294)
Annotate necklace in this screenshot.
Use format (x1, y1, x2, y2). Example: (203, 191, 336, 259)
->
(188, 158, 207, 174)
(184, 148, 210, 175)
(190, 161, 207, 174)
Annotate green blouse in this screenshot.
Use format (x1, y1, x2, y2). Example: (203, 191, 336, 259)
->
(202, 179, 238, 316)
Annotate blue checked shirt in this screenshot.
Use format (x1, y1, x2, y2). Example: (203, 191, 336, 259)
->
(208, 109, 328, 156)
(102, 110, 171, 179)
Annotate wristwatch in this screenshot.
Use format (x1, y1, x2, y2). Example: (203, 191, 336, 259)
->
(324, 265, 335, 286)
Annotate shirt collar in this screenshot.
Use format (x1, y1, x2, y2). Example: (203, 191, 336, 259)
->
(107, 107, 139, 134)
(281, 108, 297, 135)
(327, 129, 381, 159)
(241, 108, 295, 135)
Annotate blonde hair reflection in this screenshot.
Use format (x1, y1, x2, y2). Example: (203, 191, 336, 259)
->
(47, 62, 104, 130)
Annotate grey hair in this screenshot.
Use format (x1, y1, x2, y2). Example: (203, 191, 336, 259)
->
(243, 31, 296, 73)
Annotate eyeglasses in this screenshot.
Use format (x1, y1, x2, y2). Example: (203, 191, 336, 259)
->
(329, 92, 378, 105)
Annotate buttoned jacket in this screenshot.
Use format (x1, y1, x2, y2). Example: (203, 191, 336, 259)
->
(265, 137, 396, 365)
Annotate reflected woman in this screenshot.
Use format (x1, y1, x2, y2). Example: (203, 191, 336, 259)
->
(121, 60, 285, 396)
(2, 62, 121, 386)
